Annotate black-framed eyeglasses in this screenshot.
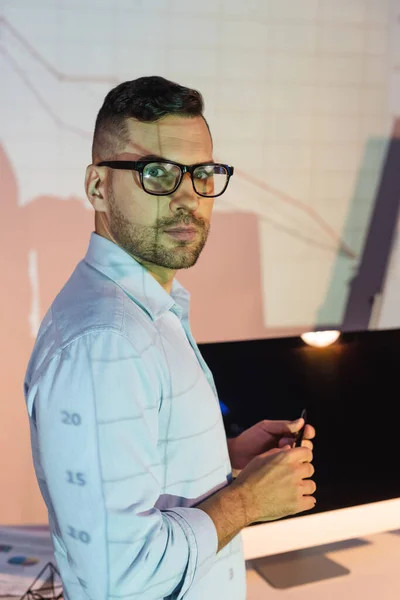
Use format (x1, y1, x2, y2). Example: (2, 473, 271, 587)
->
(96, 160, 234, 198)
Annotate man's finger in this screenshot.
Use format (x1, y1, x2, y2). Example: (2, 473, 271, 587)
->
(262, 419, 304, 435)
(303, 424, 316, 439)
(299, 439, 313, 450)
(279, 437, 313, 450)
(288, 422, 316, 439)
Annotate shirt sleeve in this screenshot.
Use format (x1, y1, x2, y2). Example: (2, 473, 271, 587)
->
(30, 329, 218, 600)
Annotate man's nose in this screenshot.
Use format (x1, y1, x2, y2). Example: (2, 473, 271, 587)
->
(173, 171, 196, 196)
(180, 171, 193, 189)
(170, 173, 200, 211)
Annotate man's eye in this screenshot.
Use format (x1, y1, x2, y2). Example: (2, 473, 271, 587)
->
(195, 170, 212, 179)
(146, 166, 165, 178)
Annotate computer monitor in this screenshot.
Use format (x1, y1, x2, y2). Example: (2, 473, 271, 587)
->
(198, 328, 400, 569)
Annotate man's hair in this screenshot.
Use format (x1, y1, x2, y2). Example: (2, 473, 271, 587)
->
(92, 76, 210, 161)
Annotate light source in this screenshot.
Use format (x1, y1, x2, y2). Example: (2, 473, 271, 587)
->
(300, 330, 341, 348)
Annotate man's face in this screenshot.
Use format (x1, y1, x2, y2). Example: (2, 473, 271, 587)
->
(97, 115, 214, 271)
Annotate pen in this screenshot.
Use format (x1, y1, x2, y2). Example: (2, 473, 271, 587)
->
(294, 408, 307, 448)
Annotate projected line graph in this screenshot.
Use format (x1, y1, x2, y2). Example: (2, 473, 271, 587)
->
(0, 46, 92, 139)
(1, 17, 119, 85)
(233, 168, 357, 259)
(0, 16, 357, 259)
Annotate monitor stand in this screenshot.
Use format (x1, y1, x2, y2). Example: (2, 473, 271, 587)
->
(249, 539, 370, 589)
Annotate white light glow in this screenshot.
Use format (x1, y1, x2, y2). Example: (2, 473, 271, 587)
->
(242, 497, 400, 559)
(300, 330, 341, 348)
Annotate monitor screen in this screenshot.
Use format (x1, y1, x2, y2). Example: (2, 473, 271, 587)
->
(198, 328, 400, 521)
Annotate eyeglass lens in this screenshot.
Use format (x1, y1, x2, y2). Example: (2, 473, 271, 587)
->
(142, 162, 228, 196)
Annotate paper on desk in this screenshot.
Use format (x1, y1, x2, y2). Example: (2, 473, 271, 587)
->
(0, 527, 57, 597)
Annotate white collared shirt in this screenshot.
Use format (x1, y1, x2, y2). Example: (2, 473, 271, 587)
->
(24, 232, 246, 600)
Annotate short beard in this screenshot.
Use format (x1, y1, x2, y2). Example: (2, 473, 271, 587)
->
(107, 183, 209, 270)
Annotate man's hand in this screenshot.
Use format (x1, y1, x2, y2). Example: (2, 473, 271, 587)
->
(228, 418, 316, 472)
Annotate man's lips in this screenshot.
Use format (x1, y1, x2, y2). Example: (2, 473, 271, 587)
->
(164, 227, 197, 233)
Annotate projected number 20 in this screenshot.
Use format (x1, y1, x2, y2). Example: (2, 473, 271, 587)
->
(61, 411, 82, 425)
(67, 526, 91, 544)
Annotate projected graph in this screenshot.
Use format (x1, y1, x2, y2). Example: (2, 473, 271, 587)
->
(0, 15, 356, 262)
(1, 0, 399, 341)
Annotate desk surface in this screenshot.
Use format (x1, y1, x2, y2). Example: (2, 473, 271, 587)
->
(245, 530, 400, 600)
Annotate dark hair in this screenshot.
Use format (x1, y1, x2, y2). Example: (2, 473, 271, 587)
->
(92, 76, 210, 161)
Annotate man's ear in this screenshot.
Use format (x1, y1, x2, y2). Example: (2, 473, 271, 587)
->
(85, 165, 107, 211)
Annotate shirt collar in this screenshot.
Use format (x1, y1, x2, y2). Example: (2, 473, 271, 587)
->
(84, 232, 190, 322)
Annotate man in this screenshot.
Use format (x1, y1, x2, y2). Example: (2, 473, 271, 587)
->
(24, 76, 316, 600)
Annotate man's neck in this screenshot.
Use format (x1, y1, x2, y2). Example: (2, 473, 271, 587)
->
(94, 224, 176, 295)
